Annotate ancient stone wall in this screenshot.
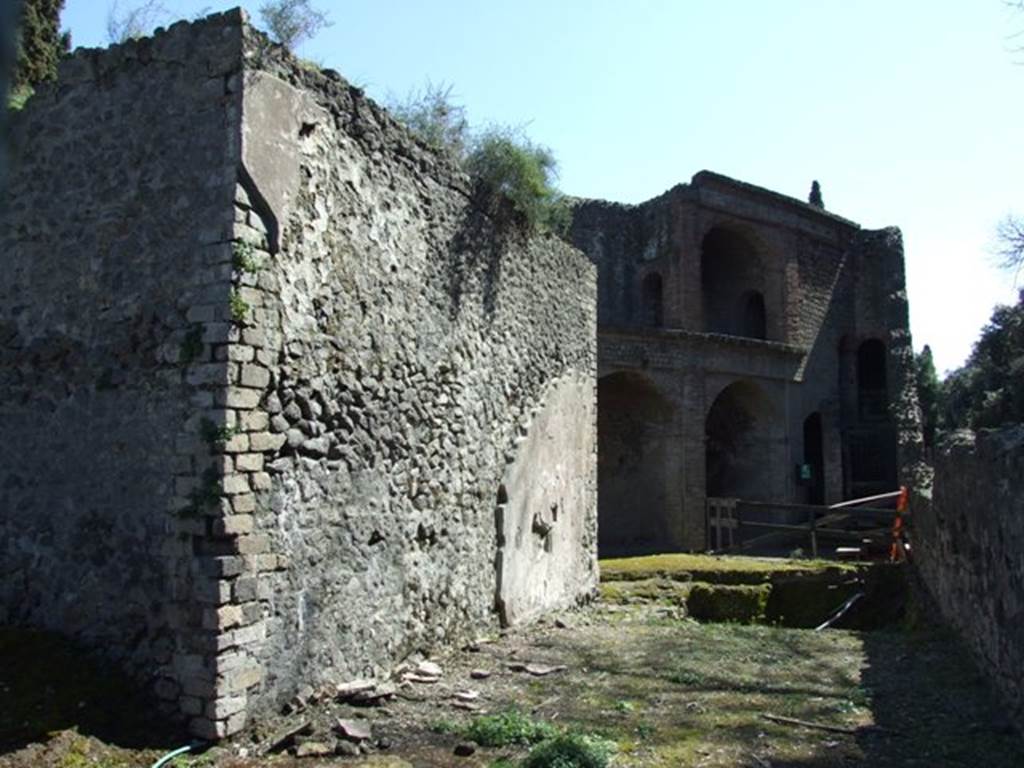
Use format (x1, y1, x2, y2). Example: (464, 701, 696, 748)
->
(0, 12, 597, 739)
(0, 9, 244, 721)
(914, 428, 1024, 728)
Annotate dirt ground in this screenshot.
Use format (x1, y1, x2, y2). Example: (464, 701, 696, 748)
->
(2, 591, 1021, 768)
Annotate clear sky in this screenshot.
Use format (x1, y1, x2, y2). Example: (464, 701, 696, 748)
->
(61, 1, 1024, 375)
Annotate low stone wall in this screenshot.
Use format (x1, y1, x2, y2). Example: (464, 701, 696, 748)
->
(913, 427, 1024, 728)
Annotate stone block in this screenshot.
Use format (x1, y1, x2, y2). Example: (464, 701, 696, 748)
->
(238, 410, 269, 432)
(249, 431, 287, 452)
(233, 534, 269, 554)
(234, 453, 264, 472)
(212, 515, 254, 536)
(240, 363, 270, 389)
(232, 493, 257, 513)
(205, 694, 247, 720)
(221, 473, 250, 495)
(219, 388, 262, 410)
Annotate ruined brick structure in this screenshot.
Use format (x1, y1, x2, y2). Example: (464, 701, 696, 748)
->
(0, 7, 924, 742)
(0, 11, 596, 738)
(571, 174, 921, 555)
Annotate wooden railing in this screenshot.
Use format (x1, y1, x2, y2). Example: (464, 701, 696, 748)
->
(706, 490, 905, 558)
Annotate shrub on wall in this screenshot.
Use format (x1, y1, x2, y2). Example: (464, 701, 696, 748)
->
(386, 81, 469, 159)
(388, 86, 570, 236)
(465, 126, 571, 236)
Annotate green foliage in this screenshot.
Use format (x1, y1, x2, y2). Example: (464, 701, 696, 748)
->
(8, 84, 34, 111)
(685, 582, 770, 624)
(808, 179, 824, 209)
(183, 466, 221, 517)
(387, 81, 469, 158)
(914, 345, 939, 449)
(13, 0, 68, 91)
(387, 84, 570, 236)
(228, 290, 251, 324)
(232, 240, 262, 273)
(464, 710, 557, 747)
(258, 0, 332, 49)
(521, 733, 615, 768)
(939, 290, 1024, 429)
(465, 126, 572, 235)
(200, 418, 237, 446)
(429, 718, 460, 735)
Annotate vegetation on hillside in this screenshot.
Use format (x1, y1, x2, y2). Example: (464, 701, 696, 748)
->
(936, 290, 1024, 430)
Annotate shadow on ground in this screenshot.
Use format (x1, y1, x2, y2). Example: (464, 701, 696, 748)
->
(0, 626, 184, 757)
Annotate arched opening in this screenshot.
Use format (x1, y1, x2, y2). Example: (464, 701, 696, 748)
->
(857, 339, 888, 421)
(739, 290, 767, 340)
(705, 380, 783, 501)
(598, 371, 675, 556)
(802, 413, 825, 505)
(701, 227, 767, 339)
(640, 272, 664, 327)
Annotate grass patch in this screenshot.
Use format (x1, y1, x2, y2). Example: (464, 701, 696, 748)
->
(599, 552, 859, 584)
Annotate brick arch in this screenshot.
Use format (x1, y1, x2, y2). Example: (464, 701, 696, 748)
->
(700, 225, 770, 339)
(597, 371, 677, 556)
(705, 379, 784, 501)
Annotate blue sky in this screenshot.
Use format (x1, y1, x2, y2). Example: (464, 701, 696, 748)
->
(62, 1, 1024, 374)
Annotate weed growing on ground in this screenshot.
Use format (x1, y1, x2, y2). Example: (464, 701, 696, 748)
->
(465, 710, 557, 747)
(521, 732, 615, 768)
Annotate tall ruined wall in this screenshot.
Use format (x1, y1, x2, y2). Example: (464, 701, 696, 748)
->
(177, 29, 598, 730)
(0, 10, 244, 711)
(914, 428, 1024, 727)
(0, 12, 597, 740)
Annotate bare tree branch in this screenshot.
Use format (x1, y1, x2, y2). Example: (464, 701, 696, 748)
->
(996, 214, 1024, 282)
(106, 0, 168, 44)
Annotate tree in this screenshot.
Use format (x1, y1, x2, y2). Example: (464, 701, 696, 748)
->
(258, 0, 331, 50)
(808, 180, 824, 209)
(939, 291, 1024, 429)
(995, 214, 1024, 281)
(105, 0, 168, 44)
(914, 345, 939, 450)
(13, 0, 68, 91)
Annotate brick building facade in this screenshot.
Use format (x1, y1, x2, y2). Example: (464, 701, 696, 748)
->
(571, 172, 920, 555)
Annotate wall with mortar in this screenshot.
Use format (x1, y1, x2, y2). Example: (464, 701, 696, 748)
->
(197, 27, 598, 732)
(0, 10, 245, 725)
(914, 428, 1024, 729)
(0, 12, 598, 740)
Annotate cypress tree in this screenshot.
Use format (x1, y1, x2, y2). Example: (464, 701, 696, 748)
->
(808, 180, 824, 209)
(14, 0, 68, 91)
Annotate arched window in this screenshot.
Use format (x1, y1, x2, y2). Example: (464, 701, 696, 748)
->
(857, 339, 888, 420)
(701, 226, 767, 339)
(641, 273, 664, 327)
(739, 291, 767, 340)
